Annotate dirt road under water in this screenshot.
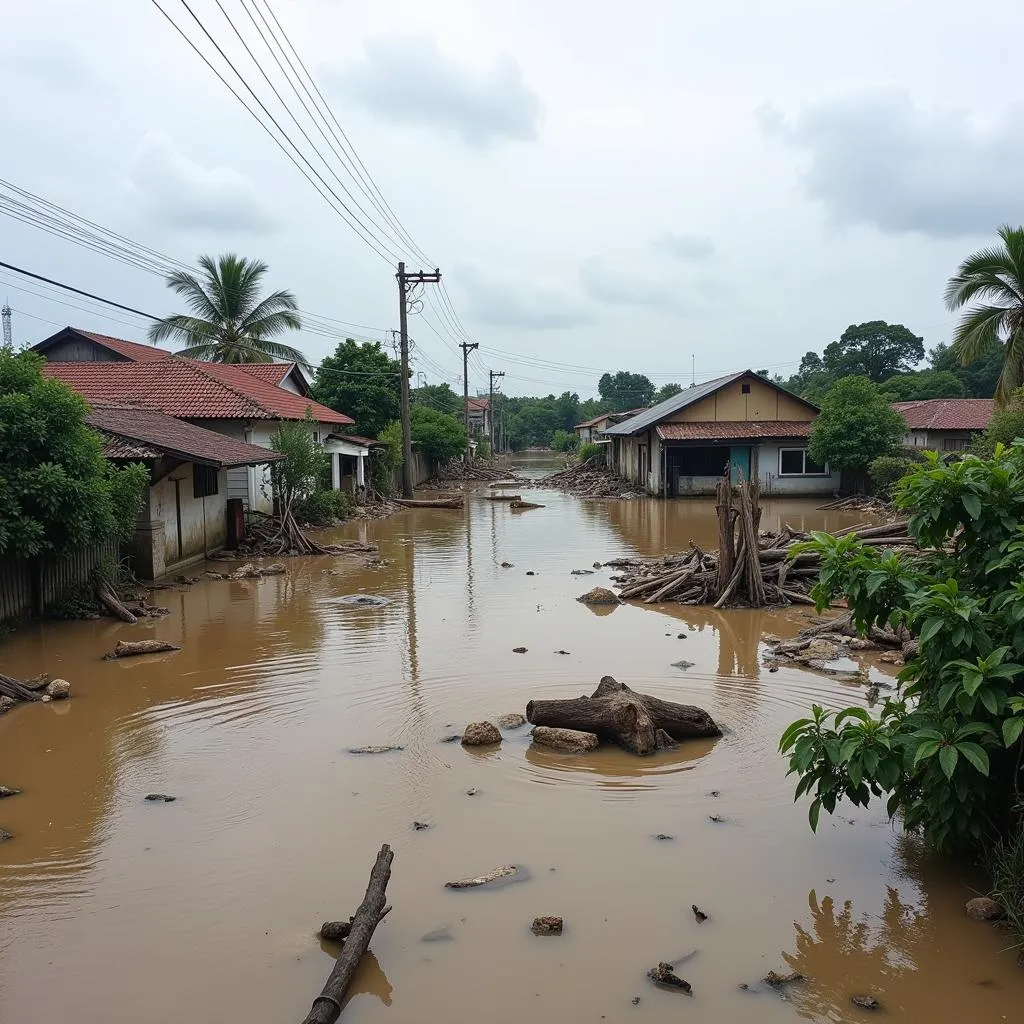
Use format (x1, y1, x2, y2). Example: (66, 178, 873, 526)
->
(1, 455, 1021, 1022)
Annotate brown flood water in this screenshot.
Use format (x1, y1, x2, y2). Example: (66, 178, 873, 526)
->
(1, 454, 1020, 1023)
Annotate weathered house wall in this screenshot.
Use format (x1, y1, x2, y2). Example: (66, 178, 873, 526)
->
(665, 381, 816, 424)
(143, 464, 228, 575)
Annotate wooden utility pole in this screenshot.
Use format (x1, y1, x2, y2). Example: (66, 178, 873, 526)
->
(396, 262, 441, 497)
(460, 340, 480, 433)
(488, 369, 504, 453)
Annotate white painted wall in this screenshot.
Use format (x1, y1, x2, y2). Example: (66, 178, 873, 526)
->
(758, 443, 840, 496)
(147, 464, 228, 568)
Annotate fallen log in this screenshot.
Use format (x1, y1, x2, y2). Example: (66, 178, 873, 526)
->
(0, 673, 43, 703)
(300, 843, 394, 1024)
(392, 498, 464, 509)
(94, 575, 138, 624)
(510, 500, 545, 510)
(103, 639, 182, 660)
(526, 676, 720, 756)
(484, 493, 522, 502)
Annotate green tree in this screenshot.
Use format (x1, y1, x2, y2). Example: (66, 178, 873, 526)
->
(973, 387, 1024, 456)
(822, 321, 925, 383)
(945, 225, 1024, 405)
(653, 382, 683, 404)
(808, 377, 906, 484)
(0, 348, 148, 557)
(310, 339, 401, 438)
(930, 341, 1003, 398)
(371, 421, 404, 496)
(781, 444, 1024, 852)
(550, 429, 579, 452)
(879, 369, 966, 401)
(412, 383, 462, 417)
(148, 253, 304, 364)
(410, 406, 467, 462)
(268, 415, 329, 515)
(598, 371, 655, 412)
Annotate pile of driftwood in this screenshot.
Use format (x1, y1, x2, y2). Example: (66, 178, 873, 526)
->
(611, 475, 915, 609)
(424, 459, 519, 485)
(818, 495, 891, 515)
(0, 672, 71, 709)
(537, 458, 637, 498)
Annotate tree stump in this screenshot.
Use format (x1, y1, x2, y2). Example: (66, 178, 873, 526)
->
(526, 677, 720, 755)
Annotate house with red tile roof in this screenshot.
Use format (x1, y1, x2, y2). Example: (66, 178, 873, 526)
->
(602, 370, 840, 496)
(86, 405, 283, 578)
(892, 398, 994, 453)
(35, 326, 368, 513)
(572, 407, 648, 444)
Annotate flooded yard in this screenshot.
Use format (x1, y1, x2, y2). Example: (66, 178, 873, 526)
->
(1, 456, 1020, 1022)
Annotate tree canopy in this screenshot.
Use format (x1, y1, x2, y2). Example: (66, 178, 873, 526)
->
(929, 341, 1004, 398)
(598, 371, 655, 412)
(410, 406, 467, 462)
(822, 321, 925, 383)
(0, 348, 148, 558)
(945, 225, 1024, 404)
(148, 253, 305, 364)
(311, 339, 401, 439)
(653, 382, 683, 404)
(412, 383, 462, 418)
(808, 377, 906, 475)
(879, 369, 966, 402)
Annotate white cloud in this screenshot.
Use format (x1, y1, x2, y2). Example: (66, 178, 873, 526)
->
(579, 258, 674, 307)
(327, 35, 541, 148)
(128, 133, 278, 235)
(760, 90, 1024, 238)
(652, 232, 715, 261)
(458, 266, 592, 329)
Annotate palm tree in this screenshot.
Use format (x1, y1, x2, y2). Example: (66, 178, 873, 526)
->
(945, 224, 1024, 404)
(148, 253, 305, 364)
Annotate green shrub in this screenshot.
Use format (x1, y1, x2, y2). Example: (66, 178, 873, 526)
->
(551, 429, 579, 452)
(868, 455, 916, 497)
(989, 826, 1024, 941)
(294, 489, 354, 525)
(476, 437, 492, 459)
(973, 387, 1024, 457)
(578, 442, 604, 464)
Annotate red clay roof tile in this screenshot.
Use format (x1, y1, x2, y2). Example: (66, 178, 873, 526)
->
(892, 399, 994, 431)
(656, 421, 813, 442)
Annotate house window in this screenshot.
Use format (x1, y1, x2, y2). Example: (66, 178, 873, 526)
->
(779, 448, 827, 476)
(193, 464, 219, 498)
(943, 437, 969, 451)
(741, 383, 751, 394)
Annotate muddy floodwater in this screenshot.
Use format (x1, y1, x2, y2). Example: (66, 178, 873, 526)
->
(1, 455, 1021, 1023)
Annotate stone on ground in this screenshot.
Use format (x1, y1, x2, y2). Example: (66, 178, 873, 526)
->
(577, 586, 620, 605)
(45, 679, 71, 700)
(496, 713, 527, 729)
(531, 726, 599, 753)
(965, 896, 1003, 921)
(531, 916, 563, 935)
(461, 721, 501, 746)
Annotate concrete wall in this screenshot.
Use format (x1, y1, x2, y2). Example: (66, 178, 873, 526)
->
(904, 429, 974, 452)
(758, 443, 841, 496)
(667, 377, 815, 424)
(145, 464, 228, 573)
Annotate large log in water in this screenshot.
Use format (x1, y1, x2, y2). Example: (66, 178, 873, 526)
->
(299, 843, 394, 1024)
(393, 498, 464, 509)
(526, 676, 720, 755)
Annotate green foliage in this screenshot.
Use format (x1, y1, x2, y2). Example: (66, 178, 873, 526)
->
(945, 225, 1024, 404)
(989, 826, 1024, 940)
(268, 415, 329, 509)
(410, 406, 467, 463)
(880, 369, 966, 401)
(598, 371, 655, 412)
(653, 382, 683, 404)
(148, 253, 305, 364)
(476, 437, 492, 459)
(412, 383, 461, 417)
(868, 455, 917, 497)
(578, 442, 604, 464)
(293, 488, 354, 525)
(930, 341, 1003, 398)
(499, 391, 588, 450)
(808, 376, 906, 474)
(311, 339, 401, 438)
(370, 422, 403, 496)
(974, 387, 1024, 457)
(550, 429, 579, 452)
(782, 444, 1024, 852)
(0, 348, 149, 558)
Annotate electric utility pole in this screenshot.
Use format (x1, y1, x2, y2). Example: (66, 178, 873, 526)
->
(460, 340, 479, 432)
(1, 302, 11, 348)
(488, 369, 504, 453)
(397, 262, 441, 497)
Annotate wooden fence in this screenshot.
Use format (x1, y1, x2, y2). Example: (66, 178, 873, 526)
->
(0, 538, 121, 625)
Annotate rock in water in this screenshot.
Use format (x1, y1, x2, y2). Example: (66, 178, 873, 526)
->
(445, 865, 518, 889)
(577, 587, 620, 605)
(671, 660, 695, 670)
(966, 896, 1003, 921)
(692, 904, 708, 923)
(45, 679, 71, 700)
(496, 713, 527, 729)
(144, 793, 176, 803)
(0, 696, 14, 715)
(763, 971, 804, 987)
(0, 786, 21, 799)
(647, 962, 691, 993)
(531, 916, 563, 935)
(0, 828, 12, 842)
(851, 995, 880, 1010)
(512, 647, 528, 654)
(348, 745, 404, 754)
(531, 727, 599, 753)
(461, 722, 501, 746)
(803, 638, 840, 661)
(413, 821, 431, 831)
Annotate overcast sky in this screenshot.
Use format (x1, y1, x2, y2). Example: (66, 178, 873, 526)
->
(2, 0, 1021, 397)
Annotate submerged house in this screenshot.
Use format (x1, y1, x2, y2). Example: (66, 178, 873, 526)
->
(573, 408, 648, 445)
(893, 398, 994, 453)
(602, 370, 840, 497)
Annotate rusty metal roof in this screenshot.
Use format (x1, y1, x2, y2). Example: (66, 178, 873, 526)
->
(656, 421, 813, 442)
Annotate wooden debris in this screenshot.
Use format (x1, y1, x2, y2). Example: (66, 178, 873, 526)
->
(445, 865, 519, 889)
(536, 458, 637, 498)
(647, 962, 691, 993)
(423, 459, 521, 485)
(484, 493, 522, 502)
(0, 786, 22, 799)
(0, 673, 44, 703)
(348, 745, 404, 755)
(144, 793, 176, 802)
(393, 497, 464, 509)
(94, 573, 137, 624)
(299, 843, 393, 1024)
(764, 970, 805, 986)
(527, 676, 720, 756)
(509, 500, 544, 510)
(104, 639, 182, 660)
(692, 904, 708, 923)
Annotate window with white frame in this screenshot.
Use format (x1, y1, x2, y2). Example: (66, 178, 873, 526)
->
(778, 448, 828, 476)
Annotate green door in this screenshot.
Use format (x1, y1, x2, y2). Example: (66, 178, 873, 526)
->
(729, 446, 751, 484)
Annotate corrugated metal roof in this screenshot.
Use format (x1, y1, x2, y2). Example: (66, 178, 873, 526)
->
(603, 372, 747, 436)
(892, 398, 994, 431)
(656, 421, 813, 442)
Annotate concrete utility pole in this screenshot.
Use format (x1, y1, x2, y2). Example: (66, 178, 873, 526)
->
(1, 302, 11, 348)
(460, 340, 480, 434)
(488, 369, 504, 453)
(397, 262, 442, 497)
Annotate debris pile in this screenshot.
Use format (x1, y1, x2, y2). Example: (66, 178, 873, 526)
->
(203, 562, 287, 581)
(424, 459, 522, 486)
(536, 458, 637, 498)
(0, 672, 71, 707)
(762, 611, 919, 671)
(609, 475, 915, 609)
(818, 494, 892, 515)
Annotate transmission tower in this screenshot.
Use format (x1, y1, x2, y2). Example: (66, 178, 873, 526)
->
(1, 302, 11, 348)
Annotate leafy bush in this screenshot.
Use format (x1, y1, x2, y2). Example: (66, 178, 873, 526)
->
(578, 442, 604, 464)
(868, 455, 916, 497)
(410, 406, 467, 463)
(268, 415, 329, 512)
(550, 429, 579, 452)
(371, 422, 404, 496)
(974, 386, 1024, 457)
(781, 444, 1024, 852)
(989, 826, 1024, 940)
(294, 488, 354, 525)
(476, 437, 492, 459)
(0, 348, 148, 557)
